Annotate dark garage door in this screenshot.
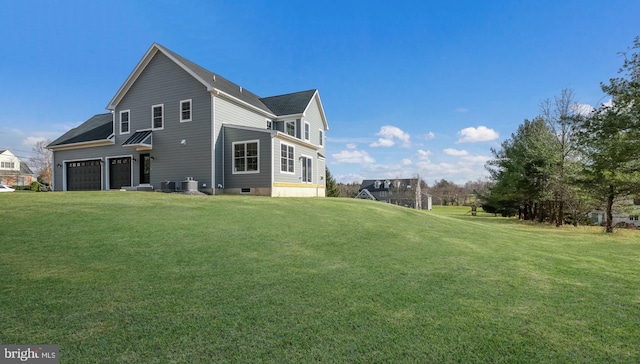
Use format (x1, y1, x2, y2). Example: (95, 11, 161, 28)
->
(109, 157, 132, 189)
(66, 160, 102, 191)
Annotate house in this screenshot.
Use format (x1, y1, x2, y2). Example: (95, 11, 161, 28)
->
(0, 150, 35, 187)
(48, 43, 328, 196)
(356, 178, 423, 209)
(590, 198, 640, 228)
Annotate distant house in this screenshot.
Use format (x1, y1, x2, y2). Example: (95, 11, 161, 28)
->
(0, 150, 35, 186)
(48, 43, 329, 196)
(590, 198, 640, 228)
(356, 178, 424, 209)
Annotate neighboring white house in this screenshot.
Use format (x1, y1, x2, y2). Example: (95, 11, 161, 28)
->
(0, 150, 35, 186)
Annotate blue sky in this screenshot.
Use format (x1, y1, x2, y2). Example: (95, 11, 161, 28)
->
(1, 1, 639, 184)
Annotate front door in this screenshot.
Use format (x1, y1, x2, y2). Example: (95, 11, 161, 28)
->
(140, 153, 151, 184)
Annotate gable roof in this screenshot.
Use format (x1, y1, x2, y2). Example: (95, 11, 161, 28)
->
(48, 113, 114, 148)
(106, 43, 328, 128)
(260, 89, 317, 116)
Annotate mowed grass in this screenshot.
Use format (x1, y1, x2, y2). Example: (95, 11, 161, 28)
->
(1, 192, 639, 363)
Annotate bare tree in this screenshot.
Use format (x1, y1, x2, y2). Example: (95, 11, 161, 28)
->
(540, 88, 582, 226)
(30, 139, 53, 185)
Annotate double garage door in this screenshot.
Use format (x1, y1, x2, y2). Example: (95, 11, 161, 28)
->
(66, 158, 131, 191)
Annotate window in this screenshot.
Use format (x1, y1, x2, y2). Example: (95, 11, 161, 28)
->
(319, 130, 323, 146)
(233, 141, 259, 173)
(152, 104, 164, 129)
(180, 99, 192, 122)
(1, 161, 15, 169)
(304, 122, 310, 141)
(266, 120, 272, 129)
(120, 110, 130, 134)
(280, 143, 294, 173)
(301, 156, 312, 183)
(285, 121, 296, 137)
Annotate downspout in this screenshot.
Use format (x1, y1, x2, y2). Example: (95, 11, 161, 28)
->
(211, 93, 216, 195)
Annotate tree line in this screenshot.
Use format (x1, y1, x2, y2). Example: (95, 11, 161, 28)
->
(482, 37, 640, 232)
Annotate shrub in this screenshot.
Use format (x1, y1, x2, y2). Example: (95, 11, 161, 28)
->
(30, 181, 40, 192)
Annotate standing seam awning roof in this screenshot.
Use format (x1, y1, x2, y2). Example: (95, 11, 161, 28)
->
(122, 130, 152, 148)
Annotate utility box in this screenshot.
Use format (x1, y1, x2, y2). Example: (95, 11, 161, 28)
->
(181, 178, 198, 192)
(160, 181, 175, 192)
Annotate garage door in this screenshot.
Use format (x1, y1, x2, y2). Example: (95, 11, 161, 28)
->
(66, 160, 101, 191)
(109, 157, 132, 189)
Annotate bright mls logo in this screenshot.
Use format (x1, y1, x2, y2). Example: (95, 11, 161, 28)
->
(1, 345, 58, 363)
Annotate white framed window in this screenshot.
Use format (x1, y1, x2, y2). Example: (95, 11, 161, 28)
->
(301, 155, 312, 183)
(152, 104, 164, 130)
(304, 122, 310, 141)
(120, 110, 130, 134)
(280, 143, 294, 174)
(233, 140, 259, 174)
(285, 120, 296, 137)
(180, 99, 192, 122)
(266, 119, 272, 129)
(1, 161, 15, 169)
(319, 130, 324, 146)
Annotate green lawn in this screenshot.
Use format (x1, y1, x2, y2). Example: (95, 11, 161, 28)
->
(1, 192, 639, 363)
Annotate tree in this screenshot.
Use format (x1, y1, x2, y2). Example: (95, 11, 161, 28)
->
(485, 118, 558, 221)
(540, 88, 583, 226)
(576, 37, 640, 232)
(30, 139, 53, 185)
(325, 167, 340, 197)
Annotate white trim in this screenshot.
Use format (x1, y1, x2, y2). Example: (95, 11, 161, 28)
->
(151, 104, 164, 130)
(180, 99, 192, 122)
(285, 120, 296, 137)
(318, 129, 324, 147)
(232, 139, 260, 174)
(304, 121, 310, 142)
(279, 141, 295, 175)
(119, 110, 131, 135)
(300, 154, 313, 183)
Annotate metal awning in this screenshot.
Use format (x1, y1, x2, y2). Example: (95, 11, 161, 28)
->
(122, 130, 152, 151)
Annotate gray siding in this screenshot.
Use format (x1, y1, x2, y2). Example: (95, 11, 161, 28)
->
(223, 127, 272, 188)
(273, 138, 322, 185)
(214, 96, 270, 188)
(303, 97, 326, 151)
(115, 51, 213, 189)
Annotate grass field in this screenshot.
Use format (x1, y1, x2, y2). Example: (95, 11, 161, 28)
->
(1, 192, 639, 363)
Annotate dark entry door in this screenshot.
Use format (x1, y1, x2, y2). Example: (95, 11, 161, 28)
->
(109, 157, 132, 189)
(66, 160, 101, 191)
(140, 154, 151, 184)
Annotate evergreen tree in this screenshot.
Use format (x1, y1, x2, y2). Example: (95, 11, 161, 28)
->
(325, 167, 340, 197)
(576, 37, 640, 232)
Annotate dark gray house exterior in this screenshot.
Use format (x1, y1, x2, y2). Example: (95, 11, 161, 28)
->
(48, 43, 329, 196)
(356, 178, 422, 208)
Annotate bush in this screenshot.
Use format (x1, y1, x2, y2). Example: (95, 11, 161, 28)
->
(30, 181, 40, 192)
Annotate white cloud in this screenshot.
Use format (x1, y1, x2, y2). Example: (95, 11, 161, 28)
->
(425, 131, 435, 140)
(456, 126, 499, 144)
(443, 148, 468, 156)
(402, 158, 413, 165)
(417, 149, 432, 161)
(572, 103, 595, 117)
(370, 125, 411, 148)
(346, 143, 357, 149)
(22, 136, 48, 149)
(461, 155, 491, 164)
(332, 148, 375, 164)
